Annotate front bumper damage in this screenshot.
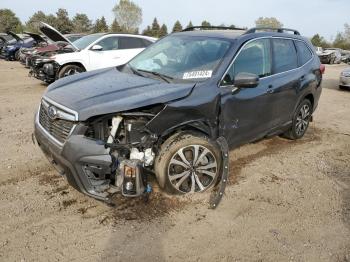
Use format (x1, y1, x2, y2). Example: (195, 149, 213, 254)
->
(34, 98, 229, 208)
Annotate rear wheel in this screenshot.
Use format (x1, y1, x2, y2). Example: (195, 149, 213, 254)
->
(14, 50, 20, 61)
(58, 64, 85, 79)
(154, 132, 221, 194)
(283, 99, 312, 140)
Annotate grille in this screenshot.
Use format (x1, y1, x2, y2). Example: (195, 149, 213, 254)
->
(39, 101, 75, 144)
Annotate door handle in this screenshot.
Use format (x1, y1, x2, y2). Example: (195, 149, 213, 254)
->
(266, 85, 274, 94)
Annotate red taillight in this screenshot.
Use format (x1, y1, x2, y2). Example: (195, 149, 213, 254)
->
(320, 64, 325, 74)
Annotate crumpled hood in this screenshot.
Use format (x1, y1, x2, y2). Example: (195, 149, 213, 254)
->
(319, 50, 335, 56)
(44, 67, 195, 121)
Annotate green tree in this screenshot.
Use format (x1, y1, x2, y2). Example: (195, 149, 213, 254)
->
(0, 9, 22, 33)
(159, 24, 168, 37)
(142, 25, 152, 36)
(72, 13, 92, 33)
(55, 8, 73, 33)
(255, 17, 283, 29)
(110, 18, 124, 32)
(172, 20, 183, 32)
(25, 11, 47, 33)
(201, 20, 211, 27)
(333, 32, 350, 50)
(310, 34, 330, 48)
(185, 21, 193, 29)
(151, 18, 160, 37)
(112, 0, 142, 33)
(93, 16, 108, 33)
(25, 11, 58, 33)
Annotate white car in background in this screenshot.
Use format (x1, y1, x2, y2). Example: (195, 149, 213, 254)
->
(38, 22, 157, 80)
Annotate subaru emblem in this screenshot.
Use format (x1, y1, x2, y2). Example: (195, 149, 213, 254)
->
(47, 106, 57, 120)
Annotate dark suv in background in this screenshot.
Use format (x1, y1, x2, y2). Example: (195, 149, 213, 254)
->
(34, 26, 323, 203)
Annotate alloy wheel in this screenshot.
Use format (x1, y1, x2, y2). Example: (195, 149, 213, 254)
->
(295, 104, 310, 136)
(167, 145, 218, 193)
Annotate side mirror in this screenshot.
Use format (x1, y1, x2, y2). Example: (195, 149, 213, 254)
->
(234, 72, 259, 88)
(91, 44, 103, 51)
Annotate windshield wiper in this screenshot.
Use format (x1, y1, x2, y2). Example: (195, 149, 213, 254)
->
(137, 69, 174, 83)
(128, 65, 146, 78)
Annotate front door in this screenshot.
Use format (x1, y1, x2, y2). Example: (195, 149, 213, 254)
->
(220, 38, 274, 148)
(87, 36, 123, 70)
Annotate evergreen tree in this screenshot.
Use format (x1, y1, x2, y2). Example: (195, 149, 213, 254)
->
(201, 20, 211, 27)
(151, 17, 160, 37)
(186, 21, 193, 29)
(55, 8, 73, 33)
(72, 13, 92, 33)
(172, 20, 183, 32)
(142, 25, 152, 36)
(159, 24, 168, 37)
(93, 16, 108, 33)
(110, 18, 123, 32)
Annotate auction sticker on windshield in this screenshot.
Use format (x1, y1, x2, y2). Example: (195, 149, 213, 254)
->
(183, 70, 213, 79)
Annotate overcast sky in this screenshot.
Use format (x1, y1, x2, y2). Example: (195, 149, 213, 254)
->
(1, 0, 348, 40)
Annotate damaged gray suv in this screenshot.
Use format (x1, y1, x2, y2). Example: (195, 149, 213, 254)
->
(34, 26, 323, 205)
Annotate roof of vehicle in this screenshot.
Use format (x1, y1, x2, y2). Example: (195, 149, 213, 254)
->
(174, 26, 306, 42)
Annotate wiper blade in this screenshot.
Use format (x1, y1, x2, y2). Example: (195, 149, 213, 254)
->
(137, 69, 173, 83)
(128, 65, 146, 78)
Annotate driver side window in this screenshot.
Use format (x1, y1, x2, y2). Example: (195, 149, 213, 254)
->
(222, 39, 272, 86)
(95, 37, 119, 51)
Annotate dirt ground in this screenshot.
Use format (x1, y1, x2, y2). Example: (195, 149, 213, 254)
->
(0, 60, 349, 262)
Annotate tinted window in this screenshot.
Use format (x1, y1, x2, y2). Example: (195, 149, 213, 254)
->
(222, 39, 271, 85)
(295, 41, 312, 66)
(96, 36, 119, 51)
(119, 37, 146, 49)
(272, 39, 298, 73)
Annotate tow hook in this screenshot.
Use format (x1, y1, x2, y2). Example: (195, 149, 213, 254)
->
(209, 136, 229, 209)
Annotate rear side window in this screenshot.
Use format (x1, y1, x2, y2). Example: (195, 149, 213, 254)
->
(295, 41, 313, 66)
(222, 38, 271, 85)
(272, 39, 298, 74)
(119, 37, 147, 49)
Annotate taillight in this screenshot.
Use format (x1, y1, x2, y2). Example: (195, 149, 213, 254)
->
(320, 64, 325, 74)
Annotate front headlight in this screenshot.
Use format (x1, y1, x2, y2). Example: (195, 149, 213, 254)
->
(341, 71, 350, 77)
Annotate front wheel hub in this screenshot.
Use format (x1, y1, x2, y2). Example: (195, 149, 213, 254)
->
(168, 145, 218, 193)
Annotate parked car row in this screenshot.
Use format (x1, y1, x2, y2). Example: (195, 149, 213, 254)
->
(316, 46, 350, 64)
(1, 22, 157, 84)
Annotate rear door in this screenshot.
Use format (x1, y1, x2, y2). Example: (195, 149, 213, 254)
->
(264, 38, 300, 128)
(117, 36, 150, 64)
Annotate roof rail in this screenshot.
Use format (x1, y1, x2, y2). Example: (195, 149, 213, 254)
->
(245, 27, 300, 35)
(182, 26, 247, 32)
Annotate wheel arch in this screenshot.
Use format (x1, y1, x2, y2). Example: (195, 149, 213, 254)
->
(156, 120, 216, 150)
(56, 62, 87, 78)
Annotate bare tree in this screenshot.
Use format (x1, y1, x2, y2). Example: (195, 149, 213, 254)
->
(112, 0, 142, 33)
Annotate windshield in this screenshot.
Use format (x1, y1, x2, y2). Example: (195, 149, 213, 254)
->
(128, 35, 232, 82)
(73, 34, 104, 50)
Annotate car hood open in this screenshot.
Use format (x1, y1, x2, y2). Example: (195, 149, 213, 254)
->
(44, 67, 195, 121)
(39, 22, 78, 50)
(23, 32, 46, 43)
(5, 31, 22, 42)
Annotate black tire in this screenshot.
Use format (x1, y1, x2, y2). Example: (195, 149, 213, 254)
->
(14, 50, 20, 61)
(339, 86, 348, 90)
(58, 64, 85, 79)
(283, 99, 312, 140)
(154, 132, 222, 194)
